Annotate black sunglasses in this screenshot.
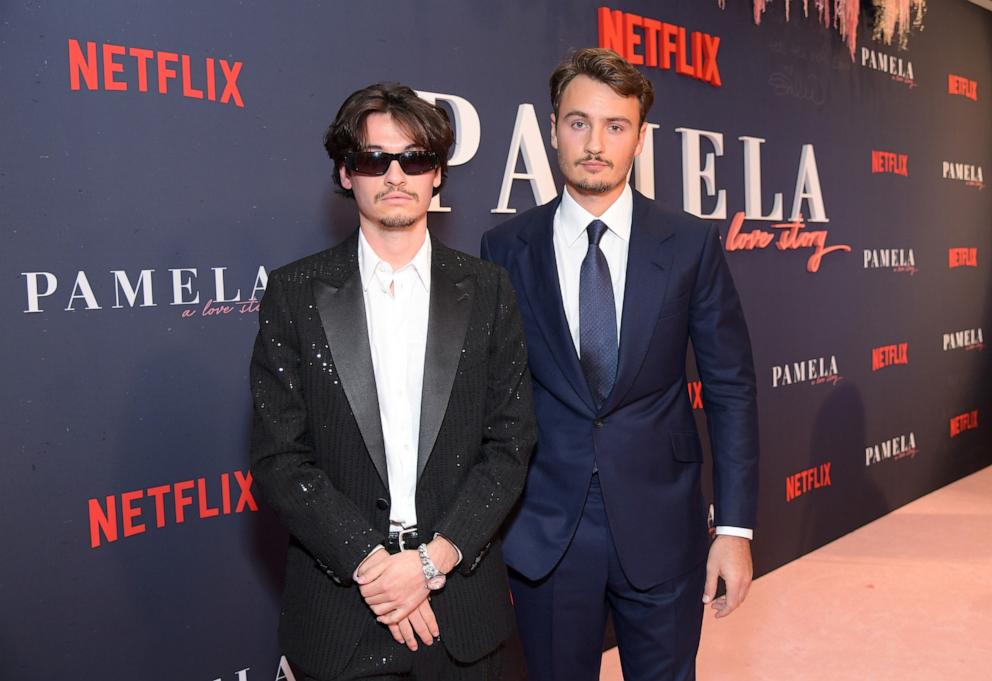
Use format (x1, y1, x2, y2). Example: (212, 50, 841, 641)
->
(344, 150, 439, 176)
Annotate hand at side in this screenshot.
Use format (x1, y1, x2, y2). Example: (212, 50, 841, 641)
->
(702, 535, 753, 618)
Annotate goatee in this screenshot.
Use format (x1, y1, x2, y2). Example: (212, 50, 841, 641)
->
(379, 215, 418, 229)
(571, 178, 619, 194)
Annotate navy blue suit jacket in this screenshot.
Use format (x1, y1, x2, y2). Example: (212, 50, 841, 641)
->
(481, 190, 759, 590)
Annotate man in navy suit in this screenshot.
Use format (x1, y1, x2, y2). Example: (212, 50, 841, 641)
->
(481, 48, 759, 681)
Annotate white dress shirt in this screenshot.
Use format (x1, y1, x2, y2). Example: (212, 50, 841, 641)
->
(358, 229, 430, 530)
(355, 230, 463, 573)
(552, 184, 753, 541)
(553, 184, 631, 353)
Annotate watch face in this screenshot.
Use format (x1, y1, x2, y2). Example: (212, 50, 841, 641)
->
(427, 574, 446, 590)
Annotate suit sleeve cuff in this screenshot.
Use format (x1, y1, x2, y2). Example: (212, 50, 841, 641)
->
(433, 532, 462, 568)
(352, 544, 386, 581)
(715, 526, 753, 540)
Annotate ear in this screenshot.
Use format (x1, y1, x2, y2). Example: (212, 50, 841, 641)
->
(550, 112, 559, 151)
(432, 167, 442, 190)
(338, 162, 353, 190)
(633, 121, 648, 157)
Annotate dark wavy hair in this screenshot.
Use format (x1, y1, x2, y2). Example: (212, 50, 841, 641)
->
(323, 82, 454, 198)
(550, 48, 655, 126)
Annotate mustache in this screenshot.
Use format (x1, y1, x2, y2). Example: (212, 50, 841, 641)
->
(576, 155, 613, 168)
(375, 188, 418, 202)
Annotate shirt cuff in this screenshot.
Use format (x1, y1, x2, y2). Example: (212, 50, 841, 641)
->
(433, 532, 462, 568)
(715, 526, 753, 540)
(352, 544, 385, 581)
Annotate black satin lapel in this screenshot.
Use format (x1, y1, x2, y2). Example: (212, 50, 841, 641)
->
(517, 224, 597, 412)
(417, 271, 474, 481)
(312, 275, 388, 489)
(603, 214, 676, 413)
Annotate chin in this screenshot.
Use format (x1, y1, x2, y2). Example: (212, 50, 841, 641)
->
(378, 214, 419, 229)
(573, 177, 620, 194)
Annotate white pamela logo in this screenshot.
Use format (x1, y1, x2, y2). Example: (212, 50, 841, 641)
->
(21, 266, 268, 314)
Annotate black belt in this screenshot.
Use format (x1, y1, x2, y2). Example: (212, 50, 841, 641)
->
(385, 528, 425, 554)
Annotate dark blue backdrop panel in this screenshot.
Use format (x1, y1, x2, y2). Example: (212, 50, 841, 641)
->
(1, 1, 989, 678)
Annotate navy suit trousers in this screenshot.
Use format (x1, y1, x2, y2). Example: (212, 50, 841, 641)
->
(508, 475, 706, 681)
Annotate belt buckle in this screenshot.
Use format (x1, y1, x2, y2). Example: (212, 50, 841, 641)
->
(397, 527, 418, 551)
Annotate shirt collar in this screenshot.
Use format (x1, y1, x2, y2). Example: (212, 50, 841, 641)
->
(557, 183, 633, 247)
(358, 228, 432, 293)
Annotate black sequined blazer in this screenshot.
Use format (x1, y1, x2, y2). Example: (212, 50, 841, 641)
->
(249, 229, 536, 680)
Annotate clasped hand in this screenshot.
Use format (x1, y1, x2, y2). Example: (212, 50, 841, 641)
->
(356, 549, 437, 651)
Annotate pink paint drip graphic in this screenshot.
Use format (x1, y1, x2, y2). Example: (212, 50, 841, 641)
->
(719, 0, 926, 60)
(872, 0, 927, 49)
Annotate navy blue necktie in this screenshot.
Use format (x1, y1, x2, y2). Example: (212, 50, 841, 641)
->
(579, 219, 618, 408)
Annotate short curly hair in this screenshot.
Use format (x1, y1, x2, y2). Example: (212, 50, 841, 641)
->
(323, 83, 454, 198)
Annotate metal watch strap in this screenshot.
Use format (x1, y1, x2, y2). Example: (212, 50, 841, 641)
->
(417, 543, 446, 590)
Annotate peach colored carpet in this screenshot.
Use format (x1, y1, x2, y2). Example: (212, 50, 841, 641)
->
(600, 464, 992, 680)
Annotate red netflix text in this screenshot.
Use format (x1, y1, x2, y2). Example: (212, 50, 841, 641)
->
(785, 462, 832, 502)
(871, 343, 908, 371)
(598, 7, 721, 87)
(948, 74, 978, 101)
(687, 380, 704, 410)
(948, 248, 978, 268)
(68, 39, 244, 108)
(88, 470, 257, 548)
(871, 150, 908, 176)
(949, 410, 979, 438)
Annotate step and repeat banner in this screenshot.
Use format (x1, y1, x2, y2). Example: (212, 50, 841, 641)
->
(2, 1, 989, 678)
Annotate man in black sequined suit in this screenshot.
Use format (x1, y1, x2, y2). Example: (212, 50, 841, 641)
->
(249, 83, 536, 680)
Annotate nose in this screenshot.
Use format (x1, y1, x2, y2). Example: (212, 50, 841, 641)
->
(383, 158, 407, 185)
(584, 124, 604, 155)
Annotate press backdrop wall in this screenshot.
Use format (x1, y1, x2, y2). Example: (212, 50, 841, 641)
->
(2, 1, 990, 679)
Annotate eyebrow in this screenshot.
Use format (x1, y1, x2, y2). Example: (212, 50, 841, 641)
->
(362, 143, 423, 151)
(561, 110, 633, 125)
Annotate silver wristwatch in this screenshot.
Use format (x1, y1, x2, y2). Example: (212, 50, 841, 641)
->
(418, 544, 447, 590)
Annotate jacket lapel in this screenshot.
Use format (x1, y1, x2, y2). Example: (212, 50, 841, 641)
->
(312, 232, 389, 489)
(602, 193, 676, 413)
(417, 241, 475, 481)
(515, 199, 597, 412)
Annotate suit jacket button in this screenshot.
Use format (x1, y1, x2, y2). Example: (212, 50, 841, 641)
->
(375, 498, 389, 510)
(593, 419, 604, 429)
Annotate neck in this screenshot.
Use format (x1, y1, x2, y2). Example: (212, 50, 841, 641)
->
(564, 182, 627, 218)
(359, 220, 428, 269)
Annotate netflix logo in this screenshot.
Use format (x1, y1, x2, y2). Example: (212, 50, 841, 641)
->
(598, 6, 721, 86)
(68, 38, 244, 107)
(949, 410, 979, 438)
(871, 150, 908, 176)
(948, 74, 978, 101)
(687, 380, 704, 410)
(872, 343, 908, 372)
(948, 248, 978, 269)
(88, 470, 257, 548)
(785, 462, 832, 502)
